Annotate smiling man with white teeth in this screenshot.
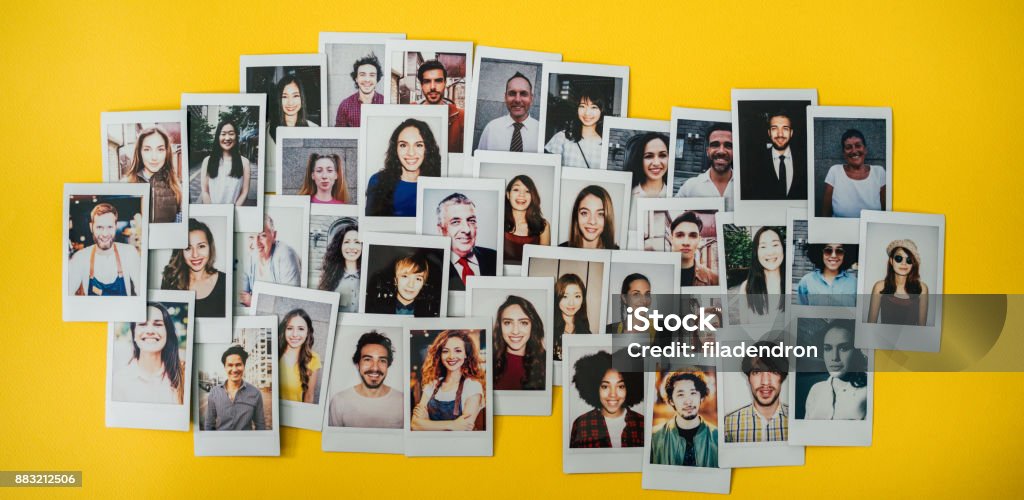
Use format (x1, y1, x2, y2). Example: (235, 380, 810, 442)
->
(204, 345, 266, 431)
(328, 331, 404, 429)
(650, 370, 719, 467)
(676, 123, 736, 211)
(68, 202, 142, 297)
(743, 110, 807, 201)
(477, 72, 540, 153)
(821, 128, 887, 218)
(239, 213, 301, 307)
(724, 341, 790, 443)
(435, 193, 497, 291)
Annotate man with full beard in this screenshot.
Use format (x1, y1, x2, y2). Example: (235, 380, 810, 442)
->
(328, 331, 404, 428)
(675, 123, 735, 211)
(68, 202, 141, 296)
(650, 370, 719, 467)
(724, 341, 790, 442)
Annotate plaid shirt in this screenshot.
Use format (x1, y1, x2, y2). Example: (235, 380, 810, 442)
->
(723, 403, 788, 443)
(334, 91, 383, 127)
(570, 408, 644, 448)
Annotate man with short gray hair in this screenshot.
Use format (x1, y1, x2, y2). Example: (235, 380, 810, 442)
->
(436, 192, 496, 291)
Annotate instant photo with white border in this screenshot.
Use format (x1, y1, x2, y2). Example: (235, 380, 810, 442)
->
(235, 195, 311, 316)
(635, 197, 727, 294)
(63, 183, 149, 322)
(731, 89, 818, 225)
(358, 231, 451, 317)
(806, 106, 893, 243)
(321, 313, 407, 454)
(538, 61, 630, 149)
(181, 93, 267, 233)
(597, 117, 671, 247)
(105, 289, 195, 431)
(275, 126, 360, 201)
(719, 212, 787, 328)
(856, 210, 945, 352)
(250, 281, 340, 430)
(193, 315, 279, 457)
(785, 207, 859, 311)
(100, 110, 189, 249)
(403, 316, 494, 457)
(667, 107, 733, 210)
(558, 168, 632, 251)
(318, 31, 405, 128)
(465, 276, 554, 416)
(605, 250, 681, 330)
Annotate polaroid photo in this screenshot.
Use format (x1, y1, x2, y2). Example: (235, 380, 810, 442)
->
(731, 89, 819, 225)
(720, 212, 787, 328)
(668, 107, 734, 212)
(358, 104, 449, 233)
(561, 335, 644, 473)
(521, 245, 611, 386)
(539, 62, 630, 170)
(558, 168, 632, 251)
(240, 53, 328, 195)
(641, 365, 731, 494)
(715, 325, 805, 468)
(359, 231, 450, 318)
(234, 195, 310, 315)
(384, 39, 473, 158)
(605, 250, 680, 333)
(275, 127, 359, 206)
(105, 290, 195, 431)
(789, 308, 874, 446)
(856, 210, 945, 352)
(807, 106, 893, 242)
(318, 31, 405, 128)
(63, 183, 149, 322)
(404, 316, 494, 457)
(635, 197, 727, 295)
(596, 118, 670, 244)
(101, 110, 189, 249)
(182, 93, 266, 232)
(306, 204, 360, 312)
(148, 203, 234, 342)
(786, 208, 859, 310)
(193, 315, 279, 456)
(322, 313, 406, 454)
(250, 281, 340, 430)
(472, 150, 561, 275)
(466, 46, 562, 155)
(465, 276, 554, 416)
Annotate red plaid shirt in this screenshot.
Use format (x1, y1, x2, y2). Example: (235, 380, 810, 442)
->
(570, 408, 644, 448)
(334, 91, 383, 127)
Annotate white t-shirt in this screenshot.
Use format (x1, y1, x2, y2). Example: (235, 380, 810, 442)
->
(675, 169, 735, 211)
(604, 411, 627, 448)
(824, 164, 886, 218)
(67, 243, 141, 295)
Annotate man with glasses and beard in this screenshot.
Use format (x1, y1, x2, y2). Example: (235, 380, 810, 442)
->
(675, 123, 735, 211)
(724, 341, 789, 442)
(68, 202, 142, 296)
(328, 331, 404, 428)
(651, 370, 719, 467)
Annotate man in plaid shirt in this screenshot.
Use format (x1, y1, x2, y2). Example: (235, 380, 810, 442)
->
(724, 341, 789, 442)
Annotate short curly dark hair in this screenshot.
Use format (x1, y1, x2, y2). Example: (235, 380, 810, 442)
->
(805, 243, 858, 273)
(221, 345, 249, 365)
(571, 350, 643, 410)
(351, 330, 394, 366)
(741, 341, 789, 380)
(661, 370, 709, 404)
(350, 54, 383, 84)
(416, 59, 447, 83)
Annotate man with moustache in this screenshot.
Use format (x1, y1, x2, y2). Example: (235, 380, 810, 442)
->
(436, 192, 497, 291)
(328, 331, 404, 428)
(742, 110, 807, 200)
(675, 123, 735, 211)
(670, 211, 719, 287)
(334, 54, 385, 127)
(650, 370, 719, 467)
(416, 59, 465, 153)
(240, 214, 301, 307)
(205, 345, 267, 431)
(723, 341, 790, 442)
(68, 202, 142, 296)
(476, 72, 539, 153)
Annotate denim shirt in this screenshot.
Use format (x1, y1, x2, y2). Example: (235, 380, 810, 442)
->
(797, 269, 857, 307)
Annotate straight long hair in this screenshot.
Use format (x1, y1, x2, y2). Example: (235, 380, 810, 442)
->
(882, 246, 922, 294)
(270, 74, 309, 140)
(554, 273, 591, 334)
(503, 174, 546, 236)
(366, 119, 442, 216)
(129, 302, 185, 403)
(125, 127, 182, 206)
(493, 296, 546, 390)
(207, 120, 243, 179)
(744, 226, 786, 314)
(298, 153, 350, 203)
(564, 85, 608, 142)
(568, 185, 618, 249)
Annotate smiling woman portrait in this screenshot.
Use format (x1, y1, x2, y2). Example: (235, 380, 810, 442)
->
(411, 329, 486, 431)
(559, 185, 619, 250)
(112, 302, 186, 405)
(569, 350, 644, 448)
(365, 118, 442, 217)
(821, 129, 886, 218)
(278, 308, 322, 404)
(160, 218, 226, 318)
(503, 174, 551, 265)
(121, 126, 182, 223)
(492, 295, 546, 390)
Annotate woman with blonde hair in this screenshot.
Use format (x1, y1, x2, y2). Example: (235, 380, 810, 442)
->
(411, 330, 485, 431)
(298, 152, 350, 204)
(122, 126, 182, 223)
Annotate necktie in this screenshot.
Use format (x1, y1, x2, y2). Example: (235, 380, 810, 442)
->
(778, 154, 788, 196)
(510, 122, 524, 152)
(458, 255, 475, 284)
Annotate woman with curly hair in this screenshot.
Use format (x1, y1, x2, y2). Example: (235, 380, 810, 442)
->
(544, 85, 608, 169)
(867, 239, 929, 326)
(411, 330, 486, 431)
(279, 309, 322, 404)
(553, 273, 592, 361)
(121, 126, 182, 223)
(503, 174, 551, 265)
(804, 321, 868, 420)
(160, 218, 226, 318)
(365, 118, 442, 217)
(317, 218, 360, 312)
(493, 296, 546, 390)
(796, 242, 858, 307)
(298, 152, 350, 204)
(113, 302, 186, 404)
(569, 350, 644, 448)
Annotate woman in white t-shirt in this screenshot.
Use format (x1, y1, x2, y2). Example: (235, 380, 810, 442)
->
(544, 86, 608, 169)
(112, 302, 186, 405)
(821, 129, 886, 218)
(411, 330, 485, 431)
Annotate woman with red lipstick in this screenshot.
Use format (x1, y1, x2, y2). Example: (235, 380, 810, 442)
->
(569, 350, 644, 448)
(804, 321, 868, 420)
(278, 309, 322, 404)
(626, 132, 670, 230)
(821, 129, 886, 218)
(112, 302, 186, 405)
(121, 126, 183, 223)
(493, 296, 546, 390)
(867, 239, 929, 326)
(411, 330, 486, 431)
(298, 152, 350, 204)
(560, 185, 619, 250)
(503, 174, 551, 265)
(160, 219, 226, 318)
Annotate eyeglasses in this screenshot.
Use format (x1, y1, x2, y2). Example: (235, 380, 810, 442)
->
(823, 246, 845, 256)
(892, 254, 914, 264)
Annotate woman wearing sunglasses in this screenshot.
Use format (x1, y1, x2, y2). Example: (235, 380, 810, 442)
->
(796, 243, 858, 307)
(867, 239, 929, 326)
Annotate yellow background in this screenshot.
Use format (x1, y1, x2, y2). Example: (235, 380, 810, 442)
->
(2, 0, 1023, 497)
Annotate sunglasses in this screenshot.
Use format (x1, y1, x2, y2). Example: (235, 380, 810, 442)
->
(823, 246, 845, 256)
(892, 254, 914, 265)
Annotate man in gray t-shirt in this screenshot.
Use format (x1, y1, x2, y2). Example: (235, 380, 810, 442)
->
(329, 331, 404, 428)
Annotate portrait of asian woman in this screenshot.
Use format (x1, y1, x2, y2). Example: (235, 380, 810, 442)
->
(365, 118, 442, 217)
(544, 86, 607, 169)
(317, 219, 361, 313)
(493, 296, 546, 391)
(560, 185, 619, 250)
(112, 302, 186, 405)
(411, 330, 486, 431)
(553, 273, 591, 361)
(200, 119, 251, 206)
(737, 226, 786, 318)
(867, 239, 929, 326)
(298, 153, 350, 204)
(121, 126, 182, 223)
(160, 218, 226, 318)
(803, 322, 868, 420)
(626, 132, 670, 227)
(569, 350, 644, 448)
(270, 75, 317, 140)
(821, 129, 886, 218)
(278, 309, 322, 404)
(796, 243, 858, 307)
(504, 174, 551, 265)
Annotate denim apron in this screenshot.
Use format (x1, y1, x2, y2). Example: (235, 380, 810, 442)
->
(426, 376, 466, 421)
(87, 245, 127, 296)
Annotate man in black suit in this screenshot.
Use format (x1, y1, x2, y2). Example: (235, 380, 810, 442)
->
(436, 193, 497, 291)
(744, 111, 806, 200)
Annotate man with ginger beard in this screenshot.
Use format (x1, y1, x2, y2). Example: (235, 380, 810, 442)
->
(670, 211, 719, 287)
(723, 341, 790, 442)
(328, 331, 404, 428)
(675, 123, 735, 211)
(650, 370, 719, 467)
(436, 192, 496, 291)
(417, 59, 465, 153)
(476, 72, 540, 152)
(68, 202, 142, 296)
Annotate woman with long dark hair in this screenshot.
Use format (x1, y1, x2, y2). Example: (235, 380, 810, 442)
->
(796, 243, 858, 307)
(737, 226, 786, 317)
(298, 152, 350, 204)
(559, 185, 619, 249)
(112, 302, 186, 404)
(493, 295, 546, 390)
(122, 126, 182, 223)
(365, 119, 442, 217)
(553, 273, 591, 361)
(270, 74, 314, 140)
(569, 350, 644, 448)
(160, 218, 226, 318)
(279, 309, 322, 404)
(626, 132, 670, 229)
(411, 330, 486, 431)
(867, 239, 929, 326)
(804, 322, 868, 420)
(544, 86, 608, 168)
(200, 119, 251, 205)
(504, 174, 550, 265)
(318, 218, 360, 312)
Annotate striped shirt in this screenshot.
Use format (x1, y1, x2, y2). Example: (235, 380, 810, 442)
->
(723, 403, 788, 443)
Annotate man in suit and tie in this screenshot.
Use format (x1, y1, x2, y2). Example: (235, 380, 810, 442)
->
(436, 192, 497, 291)
(744, 110, 806, 200)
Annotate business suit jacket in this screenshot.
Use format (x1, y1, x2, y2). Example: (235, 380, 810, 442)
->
(448, 246, 497, 291)
(743, 146, 807, 200)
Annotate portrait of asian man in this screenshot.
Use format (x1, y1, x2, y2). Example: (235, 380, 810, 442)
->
(204, 345, 267, 431)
